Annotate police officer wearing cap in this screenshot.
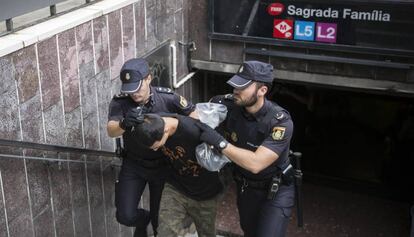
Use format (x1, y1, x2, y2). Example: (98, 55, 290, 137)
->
(196, 61, 295, 237)
(107, 58, 197, 237)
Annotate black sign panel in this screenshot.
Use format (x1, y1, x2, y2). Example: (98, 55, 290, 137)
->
(144, 41, 172, 88)
(211, 0, 414, 57)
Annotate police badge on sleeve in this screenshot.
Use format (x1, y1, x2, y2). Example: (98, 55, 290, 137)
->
(179, 96, 188, 107)
(272, 127, 286, 140)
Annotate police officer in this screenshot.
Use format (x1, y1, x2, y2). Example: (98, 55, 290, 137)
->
(107, 58, 196, 237)
(196, 61, 295, 237)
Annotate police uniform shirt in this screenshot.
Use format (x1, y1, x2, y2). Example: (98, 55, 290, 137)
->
(161, 115, 223, 201)
(107, 86, 195, 173)
(219, 97, 293, 181)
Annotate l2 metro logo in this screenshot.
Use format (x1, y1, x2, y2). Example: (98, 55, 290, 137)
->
(273, 19, 293, 39)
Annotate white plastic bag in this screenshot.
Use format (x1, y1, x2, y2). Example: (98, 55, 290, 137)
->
(195, 143, 230, 171)
(195, 102, 231, 171)
(196, 102, 228, 128)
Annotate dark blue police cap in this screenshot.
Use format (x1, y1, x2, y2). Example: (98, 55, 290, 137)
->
(120, 58, 150, 93)
(227, 61, 274, 89)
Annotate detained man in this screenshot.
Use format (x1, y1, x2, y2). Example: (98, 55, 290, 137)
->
(131, 113, 223, 237)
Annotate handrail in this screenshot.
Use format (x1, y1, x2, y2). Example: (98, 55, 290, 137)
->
(0, 138, 115, 157)
(0, 153, 99, 164)
(1, 0, 95, 32)
(1, 0, 65, 31)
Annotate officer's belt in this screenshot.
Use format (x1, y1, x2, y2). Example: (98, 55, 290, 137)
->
(129, 157, 168, 169)
(233, 171, 282, 190)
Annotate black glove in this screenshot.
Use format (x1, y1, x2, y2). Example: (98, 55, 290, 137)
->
(195, 121, 228, 151)
(119, 107, 144, 130)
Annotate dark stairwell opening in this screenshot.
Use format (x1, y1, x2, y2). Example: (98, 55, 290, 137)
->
(195, 71, 413, 237)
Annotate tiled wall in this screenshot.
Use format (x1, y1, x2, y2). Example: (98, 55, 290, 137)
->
(0, 0, 196, 236)
(0, 0, 192, 150)
(0, 147, 119, 237)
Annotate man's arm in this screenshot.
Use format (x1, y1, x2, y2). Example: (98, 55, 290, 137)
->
(189, 110, 199, 119)
(222, 144, 278, 174)
(107, 120, 125, 137)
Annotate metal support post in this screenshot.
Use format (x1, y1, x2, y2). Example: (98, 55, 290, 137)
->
(6, 19, 13, 31)
(50, 5, 56, 16)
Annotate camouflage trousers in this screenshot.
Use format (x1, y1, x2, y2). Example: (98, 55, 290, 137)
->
(158, 183, 218, 237)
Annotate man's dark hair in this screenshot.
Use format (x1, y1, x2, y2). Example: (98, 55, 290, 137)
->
(135, 114, 165, 147)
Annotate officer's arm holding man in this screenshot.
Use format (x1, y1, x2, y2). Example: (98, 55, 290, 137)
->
(197, 121, 281, 174)
(107, 104, 144, 137)
(217, 136, 278, 173)
(198, 114, 293, 172)
(108, 108, 197, 138)
(107, 86, 198, 138)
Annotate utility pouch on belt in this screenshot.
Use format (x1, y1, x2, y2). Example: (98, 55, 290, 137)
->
(266, 164, 294, 200)
(113, 138, 124, 180)
(267, 176, 281, 200)
(282, 164, 294, 185)
(115, 138, 128, 159)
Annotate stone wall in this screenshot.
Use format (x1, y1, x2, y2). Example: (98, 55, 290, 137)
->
(0, 0, 197, 236)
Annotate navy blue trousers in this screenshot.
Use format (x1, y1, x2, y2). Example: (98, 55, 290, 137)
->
(236, 183, 295, 237)
(115, 158, 165, 232)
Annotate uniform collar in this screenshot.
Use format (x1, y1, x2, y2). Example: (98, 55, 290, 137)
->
(129, 87, 155, 108)
(241, 99, 270, 121)
(146, 86, 155, 107)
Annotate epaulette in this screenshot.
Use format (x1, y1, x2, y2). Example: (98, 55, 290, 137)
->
(275, 111, 288, 121)
(267, 102, 290, 123)
(224, 94, 234, 100)
(210, 94, 233, 104)
(155, 87, 173, 94)
(113, 93, 129, 99)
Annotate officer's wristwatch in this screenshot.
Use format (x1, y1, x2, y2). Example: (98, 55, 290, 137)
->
(218, 140, 229, 151)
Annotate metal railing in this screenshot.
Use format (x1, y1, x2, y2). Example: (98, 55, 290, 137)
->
(0, 138, 119, 169)
(0, 0, 97, 33)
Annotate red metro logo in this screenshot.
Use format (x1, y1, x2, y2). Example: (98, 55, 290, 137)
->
(273, 19, 293, 39)
(267, 3, 285, 16)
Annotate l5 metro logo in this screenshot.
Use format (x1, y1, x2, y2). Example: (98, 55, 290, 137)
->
(267, 3, 285, 16)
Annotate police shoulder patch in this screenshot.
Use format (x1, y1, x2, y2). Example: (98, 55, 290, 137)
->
(230, 131, 238, 142)
(271, 126, 286, 140)
(113, 93, 129, 99)
(155, 87, 173, 94)
(179, 96, 188, 108)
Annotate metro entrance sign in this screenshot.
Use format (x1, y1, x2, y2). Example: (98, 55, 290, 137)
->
(210, 0, 414, 57)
